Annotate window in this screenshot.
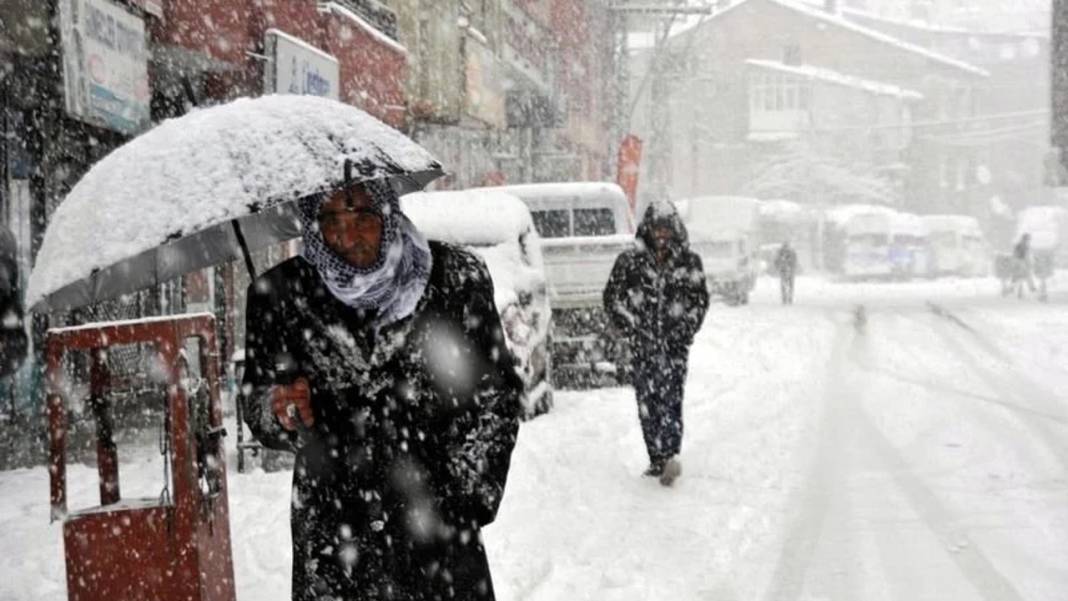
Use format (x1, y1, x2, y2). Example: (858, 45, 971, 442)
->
(750, 73, 804, 113)
(531, 209, 570, 238)
(573, 208, 616, 237)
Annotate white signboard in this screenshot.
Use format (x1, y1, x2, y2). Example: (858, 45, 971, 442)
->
(265, 29, 340, 100)
(59, 0, 150, 135)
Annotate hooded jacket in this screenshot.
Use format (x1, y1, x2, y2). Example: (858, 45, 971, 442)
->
(241, 241, 522, 600)
(603, 203, 709, 355)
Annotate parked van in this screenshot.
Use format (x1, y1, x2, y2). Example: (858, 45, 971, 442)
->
(922, 215, 990, 277)
(478, 182, 634, 387)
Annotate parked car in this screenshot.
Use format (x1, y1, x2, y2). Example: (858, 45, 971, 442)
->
(478, 182, 634, 387)
(922, 214, 991, 277)
(678, 196, 760, 305)
(401, 189, 552, 417)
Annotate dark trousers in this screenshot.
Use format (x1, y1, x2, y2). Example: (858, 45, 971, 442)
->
(633, 348, 689, 465)
(780, 275, 795, 305)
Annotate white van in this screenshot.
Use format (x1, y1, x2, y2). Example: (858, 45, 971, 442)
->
(478, 182, 634, 387)
(678, 196, 761, 305)
(922, 215, 990, 277)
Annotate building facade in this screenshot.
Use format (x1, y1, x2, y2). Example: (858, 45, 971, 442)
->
(0, 0, 621, 421)
(629, 0, 988, 214)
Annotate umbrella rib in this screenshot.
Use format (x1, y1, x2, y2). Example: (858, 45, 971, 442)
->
(231, 220, 258, 280)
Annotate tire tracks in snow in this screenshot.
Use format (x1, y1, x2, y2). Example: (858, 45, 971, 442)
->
(763, 307, 1029, 601)
(922, 304, 1068, 473)
(761, 313, 855, 601)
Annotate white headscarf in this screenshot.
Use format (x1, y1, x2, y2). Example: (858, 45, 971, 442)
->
(298, 180, 432, 329)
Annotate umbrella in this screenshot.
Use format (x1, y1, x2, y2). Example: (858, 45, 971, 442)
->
(26, 94, 444, 313)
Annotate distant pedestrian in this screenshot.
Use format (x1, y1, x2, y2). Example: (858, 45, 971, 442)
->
(603, 202, 709, 486)
(0, 227, 27, 378)
(1012, 233, 1036, 298)
(774, 241, 798, 305)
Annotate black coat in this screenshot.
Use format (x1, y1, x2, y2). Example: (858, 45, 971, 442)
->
(0, 227, 26, 379)
(603, 204, 709, 360)
(241, 241, 522, 601)
(774, 246, 798, 277)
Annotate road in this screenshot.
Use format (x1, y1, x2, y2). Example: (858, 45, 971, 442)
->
(1, 276, 1066, 600)
(486, 277, 1068, 601)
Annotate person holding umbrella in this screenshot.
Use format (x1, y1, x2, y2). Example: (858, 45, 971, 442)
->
(240, 170, 522, 601)
(27, 95, 519, 600)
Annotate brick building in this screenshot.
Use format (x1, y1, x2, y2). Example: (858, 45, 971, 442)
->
(629, 0, 989, 214)
(839, 6, 1051, 237)
(0, 0, 621, 417)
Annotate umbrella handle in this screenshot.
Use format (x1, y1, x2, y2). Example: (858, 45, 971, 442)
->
(231, 220, 257, 280)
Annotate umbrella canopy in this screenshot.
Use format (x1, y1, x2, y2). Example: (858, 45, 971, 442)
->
(27, 94, 444, 313)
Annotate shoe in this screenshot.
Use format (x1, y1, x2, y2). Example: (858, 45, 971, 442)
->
(659, 457, 681, 487)
(643, 462, 664, 478)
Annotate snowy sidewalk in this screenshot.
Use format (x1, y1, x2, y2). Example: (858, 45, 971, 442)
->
(3, 288, 1067, 600)
(484, 305, 840, 600)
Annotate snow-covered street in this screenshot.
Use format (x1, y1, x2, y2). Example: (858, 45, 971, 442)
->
(3, 277, 1067, 600)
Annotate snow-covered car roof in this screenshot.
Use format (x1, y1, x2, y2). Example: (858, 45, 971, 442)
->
(401, 189, 545, 312)
(401, 189, 535, 246)
(922, 214, 983, 235)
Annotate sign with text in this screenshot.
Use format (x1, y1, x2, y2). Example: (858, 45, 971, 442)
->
(58, 0, 150, 134)
(265, 29, 340, 100)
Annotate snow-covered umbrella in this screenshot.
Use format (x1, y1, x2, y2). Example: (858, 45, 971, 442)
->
(27, 94, 444, 313)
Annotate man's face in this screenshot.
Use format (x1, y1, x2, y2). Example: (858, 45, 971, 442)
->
(318, 185, 384, 269)
(653, 225, 673, 251)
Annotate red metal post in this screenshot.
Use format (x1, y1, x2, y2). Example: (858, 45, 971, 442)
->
(46, 315, 236, 601)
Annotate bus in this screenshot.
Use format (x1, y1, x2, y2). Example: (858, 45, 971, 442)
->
(922, 215, 989, 277)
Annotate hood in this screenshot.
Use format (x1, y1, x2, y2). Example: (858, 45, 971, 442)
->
(636, 202, 690, 251)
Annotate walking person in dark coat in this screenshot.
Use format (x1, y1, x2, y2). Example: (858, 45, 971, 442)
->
(603, 202, 709, 486)
(241, 177, 523, 601)
(0, 227, 27, 378)
(1012, 233, 1037, 298)
(774, 241, 798, 305)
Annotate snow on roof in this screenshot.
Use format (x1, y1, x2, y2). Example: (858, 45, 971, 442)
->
(686, 0, 988, 77)
(401, 189, 534, 246)
(324, 2, 409, 55)
(835, 4, 1050, 39)
(746, 59, 924, 100)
